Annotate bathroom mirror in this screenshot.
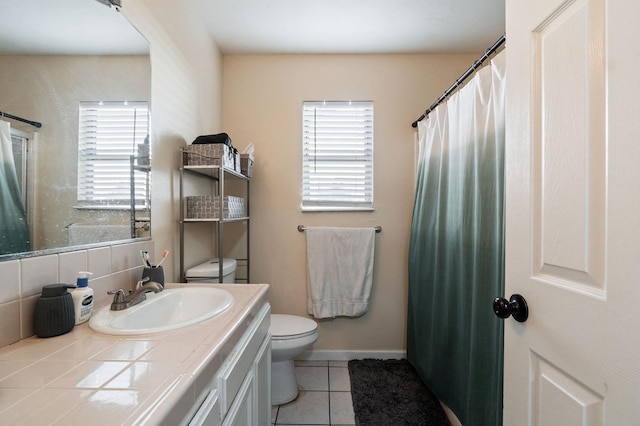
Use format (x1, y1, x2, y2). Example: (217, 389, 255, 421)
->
(0, 0, 151, 260)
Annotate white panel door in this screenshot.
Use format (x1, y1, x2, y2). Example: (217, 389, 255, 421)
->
(504, 0, 640, 424)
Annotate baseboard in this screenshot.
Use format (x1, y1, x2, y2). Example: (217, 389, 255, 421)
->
(297, 349, 406, 361)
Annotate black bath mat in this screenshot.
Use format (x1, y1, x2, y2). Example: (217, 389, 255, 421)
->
(348, 359, 452, 426)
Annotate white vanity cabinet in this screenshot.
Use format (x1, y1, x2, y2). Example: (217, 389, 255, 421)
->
(187, 303, 271, 426)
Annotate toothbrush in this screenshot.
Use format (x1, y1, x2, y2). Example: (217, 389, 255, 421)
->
(156, 250, 169, 268)
(140, 250, 151, 267)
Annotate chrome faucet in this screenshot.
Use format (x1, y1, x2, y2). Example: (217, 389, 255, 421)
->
(135, 276, 152, 290)
(107, 279, 164, 311)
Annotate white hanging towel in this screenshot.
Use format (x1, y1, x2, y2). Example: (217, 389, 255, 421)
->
(306, 226, 376, 318)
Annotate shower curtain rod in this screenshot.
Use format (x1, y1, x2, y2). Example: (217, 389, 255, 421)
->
(0, 111, 42, 128)
(410, 34, 505, 128)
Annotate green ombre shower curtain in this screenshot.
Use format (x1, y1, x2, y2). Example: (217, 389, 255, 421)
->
(407, 51, 506, 426)
(0, 120, 30, 255)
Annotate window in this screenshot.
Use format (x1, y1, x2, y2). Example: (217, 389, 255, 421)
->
(302, 101, 374, 211)
(77, 101, 149, 209)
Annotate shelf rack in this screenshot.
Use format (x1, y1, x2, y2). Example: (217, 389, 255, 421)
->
(178, 148, 250, 283)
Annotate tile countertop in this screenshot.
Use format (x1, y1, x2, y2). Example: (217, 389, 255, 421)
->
(0, 283, 270, 426)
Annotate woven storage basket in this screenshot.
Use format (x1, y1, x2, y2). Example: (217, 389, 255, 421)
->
(186, 196, 245, 219)
(184, 144, 235, 169)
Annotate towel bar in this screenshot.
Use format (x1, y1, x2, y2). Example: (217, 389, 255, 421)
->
(297, 225, 381, 233)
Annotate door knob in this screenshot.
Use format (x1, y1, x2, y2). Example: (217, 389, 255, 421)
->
(493, 294, 528, 322)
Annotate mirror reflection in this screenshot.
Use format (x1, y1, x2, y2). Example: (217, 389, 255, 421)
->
(0, 0, 151, 258)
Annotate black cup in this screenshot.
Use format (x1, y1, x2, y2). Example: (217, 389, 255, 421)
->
(142, 266, 164, 286)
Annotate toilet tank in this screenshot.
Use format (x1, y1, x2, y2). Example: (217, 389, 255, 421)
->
(185, 258, 237, 283)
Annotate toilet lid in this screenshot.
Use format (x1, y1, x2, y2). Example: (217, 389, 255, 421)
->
(270, 314, 318, 339)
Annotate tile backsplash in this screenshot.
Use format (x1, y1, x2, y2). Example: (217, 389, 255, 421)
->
(0, 240, 154, 349)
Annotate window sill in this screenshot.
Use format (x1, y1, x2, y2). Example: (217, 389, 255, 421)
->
(301, 206, 375, 212)
(74, 205, 148, 211)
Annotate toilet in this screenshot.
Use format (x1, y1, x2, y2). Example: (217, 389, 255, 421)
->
(183, 261, 318, 405)
(270, 314, 319, 405)
(184, 258, 237, 283)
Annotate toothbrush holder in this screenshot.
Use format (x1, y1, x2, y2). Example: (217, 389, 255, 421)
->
(142, 266, 164, 286)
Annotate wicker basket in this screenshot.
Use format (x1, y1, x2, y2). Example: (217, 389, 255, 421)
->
(186, 196, 245, 219)
(183, 144, 236, 169)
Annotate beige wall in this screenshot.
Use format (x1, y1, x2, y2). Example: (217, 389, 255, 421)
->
(222, 54, 477, 353)
(123, 0, 224, 282)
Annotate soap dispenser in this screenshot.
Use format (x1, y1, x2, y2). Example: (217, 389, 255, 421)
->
(71, 271, 94, 325)
(34, 284, 76, 338)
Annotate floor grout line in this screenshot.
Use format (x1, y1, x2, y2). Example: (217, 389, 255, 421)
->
(273, 363, 354, 426)
(327, 365, 332, 424)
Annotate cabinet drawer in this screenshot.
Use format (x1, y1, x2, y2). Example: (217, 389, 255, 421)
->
(217, 303, 270, 416)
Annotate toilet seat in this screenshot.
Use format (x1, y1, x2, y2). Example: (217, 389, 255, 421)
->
(271, 314, 318, 341)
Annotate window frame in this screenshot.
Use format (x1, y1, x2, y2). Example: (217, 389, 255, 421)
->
(301, 100, 374, 212)
(76, 101, 150, 210)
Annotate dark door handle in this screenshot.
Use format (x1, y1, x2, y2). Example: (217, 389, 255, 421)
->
(493, 294, 528, 322)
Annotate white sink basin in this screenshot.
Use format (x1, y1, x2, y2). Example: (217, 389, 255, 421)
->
(89, 287, 234, 335)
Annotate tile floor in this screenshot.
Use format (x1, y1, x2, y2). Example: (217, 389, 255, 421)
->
(271, 360, 355, 426)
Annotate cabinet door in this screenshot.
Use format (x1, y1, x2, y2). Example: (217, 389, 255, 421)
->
(217, 304, 270, 415)
(253, 334, 271, 426)
(188, 390, 221, 426)
(222, 370, 254, 426)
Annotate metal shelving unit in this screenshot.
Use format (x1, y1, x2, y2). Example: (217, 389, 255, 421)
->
(178, 148, 250, 283)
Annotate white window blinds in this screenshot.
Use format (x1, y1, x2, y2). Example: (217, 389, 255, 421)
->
(302, 101, 374, 210)
(77, 101, 149, 208)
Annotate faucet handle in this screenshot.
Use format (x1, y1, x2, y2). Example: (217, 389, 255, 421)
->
(107, 288, 126, 304)
(136, 276, 151, 290)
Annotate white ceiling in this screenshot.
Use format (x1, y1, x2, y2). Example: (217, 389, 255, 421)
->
(0, 0, 148, 55)
(191, 0, 505, 55)
(0, 0, 505, 56)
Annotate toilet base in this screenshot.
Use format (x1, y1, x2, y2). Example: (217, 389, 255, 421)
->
(271, 359, 299, 405)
